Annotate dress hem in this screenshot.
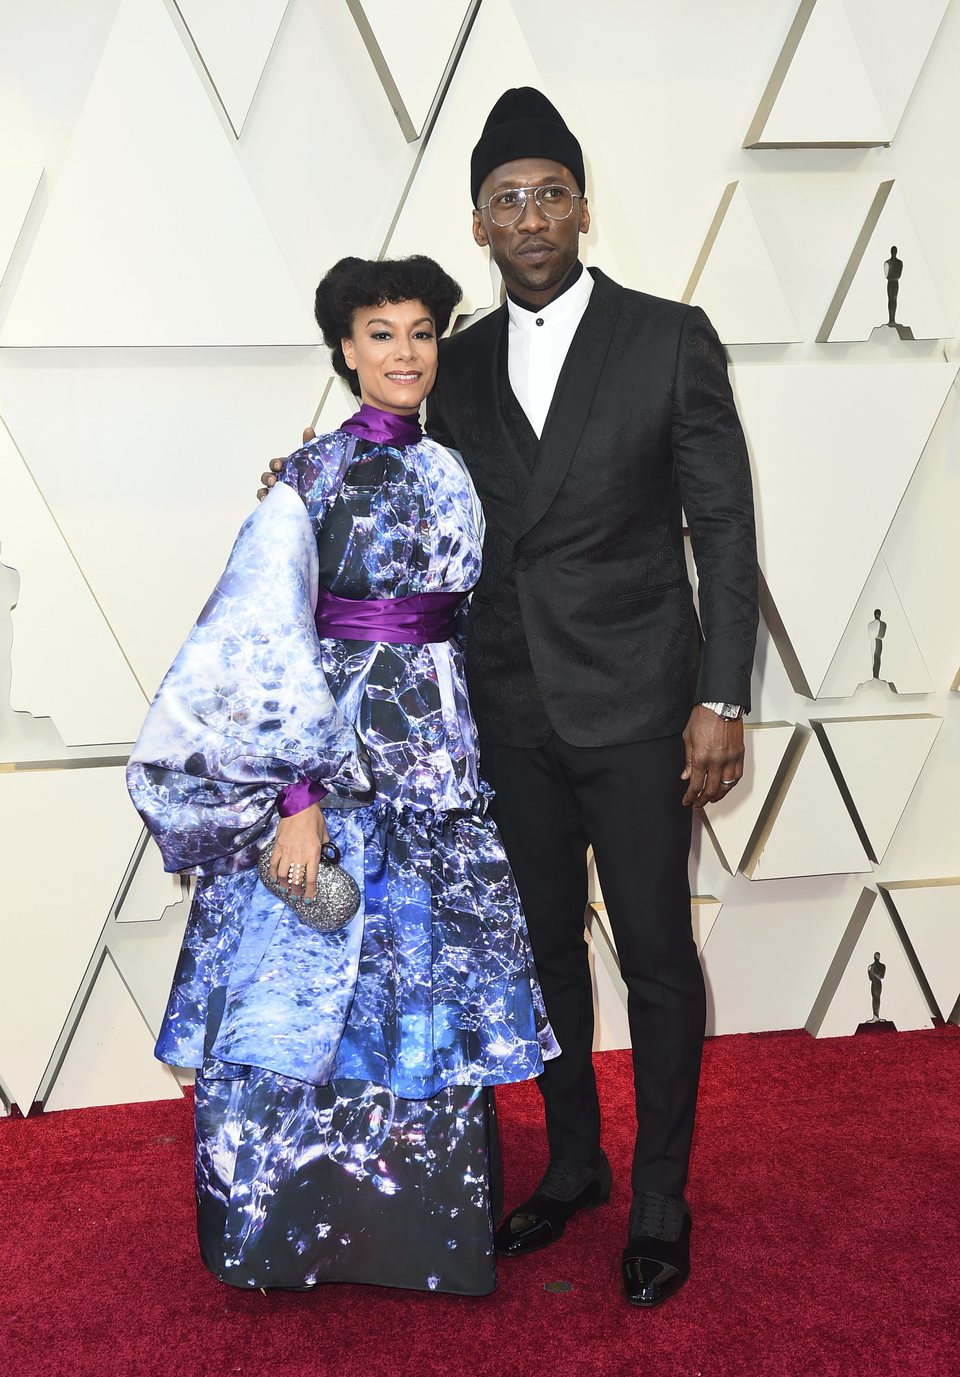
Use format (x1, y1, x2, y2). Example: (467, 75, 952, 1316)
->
(203, 1265, 498, 1299)
(157, 1051, 553, 1097)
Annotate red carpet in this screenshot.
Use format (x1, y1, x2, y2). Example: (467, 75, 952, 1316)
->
(3, 1027, 958, 1377)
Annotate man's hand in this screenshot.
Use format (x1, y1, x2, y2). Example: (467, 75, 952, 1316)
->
(257, 427, 316, 500)
(681, 705, 744, 807)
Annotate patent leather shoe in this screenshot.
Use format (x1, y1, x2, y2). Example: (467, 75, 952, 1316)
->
(495, 1152, 612, 1257)
(621, 1192, 691, 1308)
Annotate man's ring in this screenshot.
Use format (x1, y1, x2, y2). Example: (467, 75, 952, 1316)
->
(721, 778, 736, 786)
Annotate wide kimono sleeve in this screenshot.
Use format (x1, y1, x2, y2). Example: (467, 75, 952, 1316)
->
(126, 443, 373, 876)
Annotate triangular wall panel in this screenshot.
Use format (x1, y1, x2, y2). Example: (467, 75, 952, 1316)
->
(807, 888, 933, 1036)
(0, 764, 142, 1113)
(347, 0, 475, 141)
(745, 0, 947, 148)
(747, 730, 872, 880)
(174, 0, 290, 137)
(819, 556, 933, 698)
(843, 0, 949, 138)
(0, 166, 42, 289)
(880, 879, 960, 1022)
(43, 951, 182, 1112)
(819, 181, 951, 343)
(745, 0, 888, 147)
(702, 722, 797, 875)
(0, 418, 148, 746)
(27, 827, 191, 1112)
(385, 0, 544, 317)
(731, 361, 957, 697)
(115, 833, 188, 925)
(0, 350, 327, 697)
(692, 896, 723, 954)
(110, 902, 191, 1039)
(684, 182, 801, 345)
(815, 714, 942, 864)
(0, 0, 314, 345)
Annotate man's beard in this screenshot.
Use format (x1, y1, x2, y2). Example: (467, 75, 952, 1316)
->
(501, 246, 577, 298)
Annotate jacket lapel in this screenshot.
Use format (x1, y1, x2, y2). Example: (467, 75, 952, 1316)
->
(457, 304, 536, 528)
(483, 304, 532, 481)
(470, 302, 506, 423)
(515, 268, 623, 546)
(498, 337, 541, 473)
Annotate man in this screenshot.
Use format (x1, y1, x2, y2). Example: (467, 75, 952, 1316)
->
(264, 88, 757, 1308)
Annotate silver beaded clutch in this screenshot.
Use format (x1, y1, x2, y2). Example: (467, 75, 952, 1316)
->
(257, 841, 361, 933)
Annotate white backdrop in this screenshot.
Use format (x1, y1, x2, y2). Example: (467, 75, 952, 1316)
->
(2, 0, 958, 1115)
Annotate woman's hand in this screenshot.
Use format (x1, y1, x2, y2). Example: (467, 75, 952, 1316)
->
(269, 803, 330, 900)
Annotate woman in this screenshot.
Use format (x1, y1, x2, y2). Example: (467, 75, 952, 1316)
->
(128, 255, 558, 1297)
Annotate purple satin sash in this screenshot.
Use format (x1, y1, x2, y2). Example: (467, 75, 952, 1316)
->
(341, 403, 423, 447)
(314, 586, 465, 645)
(277, 776, 328, 817)
(279, 591, 464, 815)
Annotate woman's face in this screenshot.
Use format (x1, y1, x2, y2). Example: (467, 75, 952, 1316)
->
(341, 298, 439, 414)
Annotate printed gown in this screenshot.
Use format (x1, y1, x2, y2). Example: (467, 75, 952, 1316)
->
(127, 427, 558, 1295)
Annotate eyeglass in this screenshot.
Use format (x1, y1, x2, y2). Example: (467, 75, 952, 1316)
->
(477, 183, 582, 227)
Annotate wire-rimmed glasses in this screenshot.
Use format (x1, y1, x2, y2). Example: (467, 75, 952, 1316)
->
(477, 183, 582, 227)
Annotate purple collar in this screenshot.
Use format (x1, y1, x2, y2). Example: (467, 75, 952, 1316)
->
(342, 403, 423, 447)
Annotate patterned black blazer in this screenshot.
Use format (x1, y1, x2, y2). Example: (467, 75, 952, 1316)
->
(426, 267, 758, 749)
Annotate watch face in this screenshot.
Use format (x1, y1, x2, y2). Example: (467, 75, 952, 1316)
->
(702, 702, 742, 719)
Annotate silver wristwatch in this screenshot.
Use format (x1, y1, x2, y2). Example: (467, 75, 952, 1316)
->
(700, 701, 744, 720)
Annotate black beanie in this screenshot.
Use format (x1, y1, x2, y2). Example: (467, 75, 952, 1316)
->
(470, 87, 585, 206)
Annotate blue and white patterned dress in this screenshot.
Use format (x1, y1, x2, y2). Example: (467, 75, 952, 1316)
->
(128, 416, 558, 1295)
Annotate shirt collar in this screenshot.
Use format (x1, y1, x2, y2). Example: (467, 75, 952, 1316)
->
(506, 263, 594, 333)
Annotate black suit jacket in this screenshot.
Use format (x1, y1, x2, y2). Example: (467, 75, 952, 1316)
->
(426, 268, 758, 749)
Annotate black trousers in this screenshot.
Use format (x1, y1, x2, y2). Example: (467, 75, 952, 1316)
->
(482, 732, 705, 1200)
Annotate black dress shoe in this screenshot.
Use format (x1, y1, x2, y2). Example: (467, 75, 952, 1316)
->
(494, 1152, 612, 1257)
(621, 1192, 691, 1308)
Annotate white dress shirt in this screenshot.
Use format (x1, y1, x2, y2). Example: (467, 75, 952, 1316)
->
(506, 265, 594, 438)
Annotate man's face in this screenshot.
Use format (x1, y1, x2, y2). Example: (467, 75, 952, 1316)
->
(472, 157, 589, 304)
